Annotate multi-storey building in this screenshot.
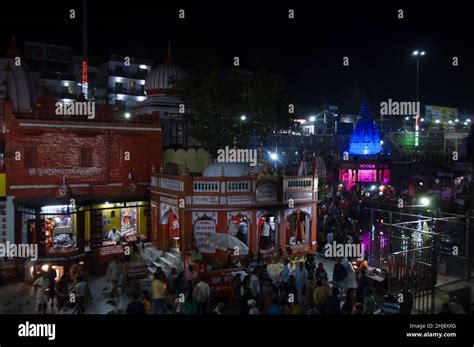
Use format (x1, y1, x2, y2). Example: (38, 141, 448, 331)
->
(0, 42, 163, 280)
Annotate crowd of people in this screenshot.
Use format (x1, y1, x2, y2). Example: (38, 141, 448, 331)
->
(32, 263, 92, 314)
(116, 253, 414, 315)
(28, 184, 458, 315)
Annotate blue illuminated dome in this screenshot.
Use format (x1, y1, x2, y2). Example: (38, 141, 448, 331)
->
(349, 104, 381, 155)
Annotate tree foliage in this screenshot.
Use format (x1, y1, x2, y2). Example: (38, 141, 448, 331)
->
(174, 66, 289, 153)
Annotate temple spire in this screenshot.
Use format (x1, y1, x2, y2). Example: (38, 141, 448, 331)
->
(163, 41, 174, 65)
(6, 34, 18, 59)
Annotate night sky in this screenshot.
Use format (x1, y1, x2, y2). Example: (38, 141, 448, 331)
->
(1, 1, 474, 114)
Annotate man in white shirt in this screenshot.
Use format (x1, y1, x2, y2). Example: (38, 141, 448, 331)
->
(280, 259, 291, 283)
(260, 217, 271, 250)
(295, 262, 308, 298)
(195, 276, 210, 315)
(106, 257, 122, 305)
(249, 268, 261, 303)
(248, 299, 259, 314)
(107, 228, 122, 243)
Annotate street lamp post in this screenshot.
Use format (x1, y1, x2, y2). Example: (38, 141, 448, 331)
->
(412, 50, 425, 147)
(412, 50, 425, 103)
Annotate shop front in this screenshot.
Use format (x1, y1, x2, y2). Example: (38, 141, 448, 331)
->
(87, 200, 150, 274)
(15, 199, 151, 277)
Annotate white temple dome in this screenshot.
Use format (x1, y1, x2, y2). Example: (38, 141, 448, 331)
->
(145, 44, 188, 95)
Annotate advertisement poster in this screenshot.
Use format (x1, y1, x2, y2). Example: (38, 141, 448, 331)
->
(194, 219, 216, 253)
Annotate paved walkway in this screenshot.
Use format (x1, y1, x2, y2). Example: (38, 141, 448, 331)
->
(0, 276, 137, 315)
(0, 255, 339, 314)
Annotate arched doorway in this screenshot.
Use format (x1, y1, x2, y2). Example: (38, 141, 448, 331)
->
(161, 208, 180, 250)
(285, 209, 312, 245)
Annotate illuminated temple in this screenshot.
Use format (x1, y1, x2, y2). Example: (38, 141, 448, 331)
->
(339, 105, 390, 190)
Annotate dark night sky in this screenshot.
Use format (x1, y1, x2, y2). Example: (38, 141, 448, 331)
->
(1, 1, 474, 114)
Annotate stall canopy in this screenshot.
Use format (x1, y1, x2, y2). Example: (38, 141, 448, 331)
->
(206, 234, 249, 255)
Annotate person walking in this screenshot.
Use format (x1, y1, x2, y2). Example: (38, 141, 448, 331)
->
(54, 275, 69, 313)
(357, 269, 370, 299)
(363, 288, 377, 314)
(33, 272, 50, 314)
(183, 281, 197, 314)
(106, 257, 122, 306)
(46, 267, 57, 311)
(231, 273, 242, 313)
(195, 275, 210, 315)
(315, 262, 328, 282)
(304, 254, 316, 278)
(126, 293, 145, 314)
(327, 287, 341, 314)
(341, 287, 356, 314)
(279, 259, 291, 283)
(260, 217, 271, 250)
(249, 268, 261, 305)
(72, 276, 87, 314)
(141, 290, 152, 314)
(313, 278, 332, 314)
(294, 262, 308, 299)
(240, 275, 252, 315)
(342, 257, 357, 292)
(332, 258, 347, 294)
(151, 272, 168, 314)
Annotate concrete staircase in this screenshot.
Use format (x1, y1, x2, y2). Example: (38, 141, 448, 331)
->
(142, 243, 182, 277)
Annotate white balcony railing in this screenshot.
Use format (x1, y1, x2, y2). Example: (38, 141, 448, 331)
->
(227, 181, 251, 192)
(193, 181, 219, 192)
(284, 177, 313, 190)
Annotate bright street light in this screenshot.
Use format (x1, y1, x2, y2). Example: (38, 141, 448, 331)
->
(269, 152, 278, 161)
(413, 50, 419, 56)
(309, 116, 316, 122)
(419, 197, 430, 207)
(240, 115, 246, 121)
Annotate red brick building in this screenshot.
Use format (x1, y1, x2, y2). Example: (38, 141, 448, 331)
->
(1, 97, 162, 276)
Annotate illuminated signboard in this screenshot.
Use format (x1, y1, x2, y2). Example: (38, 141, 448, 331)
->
(81, 60, 88, 99)
(24, 41, 73, 64)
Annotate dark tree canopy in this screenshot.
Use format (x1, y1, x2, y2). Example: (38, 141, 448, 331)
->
(174, 66, 289, 153)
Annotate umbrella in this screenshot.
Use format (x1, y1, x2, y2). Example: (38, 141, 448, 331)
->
(205, 233, 249, 255)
